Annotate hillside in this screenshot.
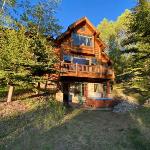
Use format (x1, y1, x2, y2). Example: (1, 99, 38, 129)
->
(0, 94, 150, 150)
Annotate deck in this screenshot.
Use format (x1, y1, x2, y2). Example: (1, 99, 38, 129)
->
(60, 62, 115, 80)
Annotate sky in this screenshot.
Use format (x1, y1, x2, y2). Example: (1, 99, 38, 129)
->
(56, 0, 137, 31)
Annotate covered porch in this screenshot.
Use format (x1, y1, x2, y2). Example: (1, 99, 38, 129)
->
(56, 78, 113, 108)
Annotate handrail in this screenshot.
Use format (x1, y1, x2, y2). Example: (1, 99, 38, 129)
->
(61, 62, 114, 76)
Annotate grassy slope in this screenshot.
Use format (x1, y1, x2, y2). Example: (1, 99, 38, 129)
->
(0, 97, 65, 150)
(113, 84, 149, 104)
(0, 100, 150, 150)
(0, 85, 150, 150)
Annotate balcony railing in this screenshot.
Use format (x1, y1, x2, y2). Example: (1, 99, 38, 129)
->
(60, 62, 115, 79)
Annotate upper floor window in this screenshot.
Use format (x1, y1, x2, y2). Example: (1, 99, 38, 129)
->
(72, 33, 92, 47)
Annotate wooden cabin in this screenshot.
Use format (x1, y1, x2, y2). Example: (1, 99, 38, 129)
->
(53, 17, 115, 107)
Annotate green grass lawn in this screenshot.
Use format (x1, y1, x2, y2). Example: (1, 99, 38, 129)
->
(0, 96, 150, 150)
(0, 85, 33, 102)
(0, 84, 150, 150)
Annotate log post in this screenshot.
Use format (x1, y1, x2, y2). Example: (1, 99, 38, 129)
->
(62, 82, 70, 107)
(84, 83, 88, 98)
(99, 65, 102, 78)
(7, 85, 14, 103)
(106, 80, 111, 98)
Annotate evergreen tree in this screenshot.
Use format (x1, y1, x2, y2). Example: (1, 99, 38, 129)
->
(0, 25, 33, 102)
(0, 0, 61, 102)
(122, 0, 150, 99)
(19, 0, 62, 93)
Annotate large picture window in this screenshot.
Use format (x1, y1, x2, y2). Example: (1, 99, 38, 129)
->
(72, 33, 92, 46)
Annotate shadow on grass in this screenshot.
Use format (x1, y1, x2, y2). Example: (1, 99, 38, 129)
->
(0, 99, 65, 150)
(1, 102, 150, 150)
(0, 85, 33, 102)
(0, 85, 56, 103)
(128, 107, 150, 150)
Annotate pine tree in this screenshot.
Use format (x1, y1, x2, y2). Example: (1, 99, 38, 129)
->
(0, 25, 34, 102)
(0, 0, 62, 102)
(122, 0, 150, 99)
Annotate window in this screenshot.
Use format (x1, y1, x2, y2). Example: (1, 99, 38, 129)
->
(72, 33, 92, 46)
(91, 58, 97, 65)
(73, 57, 89, 65)
(63, 55, 72, 62)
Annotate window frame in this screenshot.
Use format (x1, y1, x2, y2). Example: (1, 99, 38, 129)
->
(71, 33, 93, 47)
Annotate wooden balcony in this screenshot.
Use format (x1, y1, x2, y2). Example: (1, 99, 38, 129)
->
(60, 62, 115, 80)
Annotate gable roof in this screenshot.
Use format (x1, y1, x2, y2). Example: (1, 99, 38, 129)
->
(68, 17, 100, 34)
(56, 17, 106, 50)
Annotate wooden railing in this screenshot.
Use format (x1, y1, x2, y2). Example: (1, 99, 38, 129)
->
(60, 62, 115, 79)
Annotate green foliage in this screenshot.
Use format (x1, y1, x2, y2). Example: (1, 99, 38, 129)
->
(47, 98, 66, 121)
(0, 25, 33, 85)
(123, 0, 150, 58)
(122, 0, 150, 99)
(98, 4, 150, 101)
(19, 0, 62, 37)
(0, 0, 61, 100)
(26, 28, 58, 79)
(0, 17, 59, 102)
(97, 10, 133, 82)
(97, 9, 131, 44)
(0, 24, 57, 88)
(97, 18, 116, 43)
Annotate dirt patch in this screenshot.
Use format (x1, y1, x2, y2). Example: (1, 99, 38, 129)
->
(0, 101, 28, 118)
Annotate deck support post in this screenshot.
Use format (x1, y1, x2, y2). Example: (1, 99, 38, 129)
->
(62, 82, 70, 107)
(84, 83, 88, 98)
(76, 63, 78, 76)
(106, 80, 111, 98)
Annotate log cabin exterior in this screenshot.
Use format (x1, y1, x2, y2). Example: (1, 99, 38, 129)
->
(53, 17, 115, 107)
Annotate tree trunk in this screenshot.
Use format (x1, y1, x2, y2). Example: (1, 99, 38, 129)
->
(7, 85, 14, 103)
(37, 82, 40, 95)
(44, 81, 48, 90)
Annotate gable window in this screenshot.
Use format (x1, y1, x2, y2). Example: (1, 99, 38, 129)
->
(72, 33, 92, 46)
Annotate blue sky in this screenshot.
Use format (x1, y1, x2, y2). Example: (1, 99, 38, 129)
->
(56, 0, 137, 31)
